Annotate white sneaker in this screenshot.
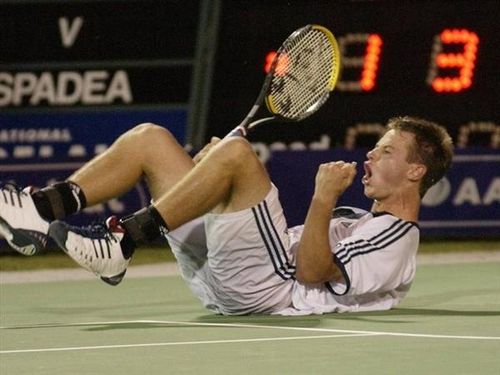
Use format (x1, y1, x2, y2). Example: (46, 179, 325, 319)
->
(49, 216, 132, 285)
(0, 184, 49, 255)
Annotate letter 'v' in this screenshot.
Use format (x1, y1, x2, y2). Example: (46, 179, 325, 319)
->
(58, 17, 84, 48)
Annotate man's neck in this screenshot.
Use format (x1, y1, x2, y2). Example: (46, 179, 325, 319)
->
(371, 193, 420, 222)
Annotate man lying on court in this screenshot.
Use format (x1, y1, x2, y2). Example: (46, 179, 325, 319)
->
(0, 116, 453, 315)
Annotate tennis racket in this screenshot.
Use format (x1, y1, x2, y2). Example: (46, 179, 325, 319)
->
(226, 24, 341, 138)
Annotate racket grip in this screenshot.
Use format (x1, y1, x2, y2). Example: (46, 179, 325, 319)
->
(225, 126, 248, 138)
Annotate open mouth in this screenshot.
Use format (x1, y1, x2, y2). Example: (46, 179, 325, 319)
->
(362, 161, 372, 184)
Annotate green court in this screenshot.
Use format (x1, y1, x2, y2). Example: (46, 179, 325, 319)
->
(1, 260, 499, 375)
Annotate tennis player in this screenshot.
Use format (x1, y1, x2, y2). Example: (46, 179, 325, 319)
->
(0, 116, 453, 315)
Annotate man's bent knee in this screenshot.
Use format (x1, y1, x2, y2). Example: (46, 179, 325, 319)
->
(127, 123, 177, 145)
(212, 137, 271, 212)
(215, 137, 260, 168)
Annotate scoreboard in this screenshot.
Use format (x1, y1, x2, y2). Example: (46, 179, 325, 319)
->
(207, 0, 500, 148)
(203, 0, 499, 237)
(0, 1, 198, 109)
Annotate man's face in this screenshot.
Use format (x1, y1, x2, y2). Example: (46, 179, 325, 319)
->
(362, 129, 416, 200)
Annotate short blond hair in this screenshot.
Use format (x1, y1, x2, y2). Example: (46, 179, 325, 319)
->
(387, 116, 454, 197)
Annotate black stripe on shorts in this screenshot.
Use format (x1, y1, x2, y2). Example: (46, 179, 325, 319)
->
(252, 202, 295, 280)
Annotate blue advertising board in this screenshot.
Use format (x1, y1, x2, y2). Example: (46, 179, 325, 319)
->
(0, 109, 186, 233)
(0, 112, 498, 242)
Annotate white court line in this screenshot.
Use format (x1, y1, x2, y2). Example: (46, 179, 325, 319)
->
(140, 319, 500, 341)
(1, 319, 499, 355)
(0, 333, 378, 354)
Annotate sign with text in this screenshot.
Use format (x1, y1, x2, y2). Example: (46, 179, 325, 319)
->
(0, 110, 186, 239)
(0, 144, 497, 252)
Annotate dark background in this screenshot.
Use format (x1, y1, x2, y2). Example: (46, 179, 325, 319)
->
(207, 0, 499, 145)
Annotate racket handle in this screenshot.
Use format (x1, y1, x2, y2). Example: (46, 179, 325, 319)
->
(225, 126, 248, 138)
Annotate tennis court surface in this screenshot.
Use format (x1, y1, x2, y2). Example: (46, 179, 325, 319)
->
(1, 259, 499, 374)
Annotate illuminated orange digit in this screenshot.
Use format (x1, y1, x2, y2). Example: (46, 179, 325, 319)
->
(264, 51, 277, 74)
(264, 51, 289, 77)
(360, 34, 383, 91)
(337, 33, 383, 92)
(427, 28, 479, 93)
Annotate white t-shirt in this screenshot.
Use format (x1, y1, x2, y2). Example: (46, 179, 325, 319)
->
(277, 207, 420, 315)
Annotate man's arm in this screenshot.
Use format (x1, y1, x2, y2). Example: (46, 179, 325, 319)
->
(295, 161, 357, 284)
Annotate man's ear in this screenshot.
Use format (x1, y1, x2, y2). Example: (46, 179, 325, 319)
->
(407, 163, 427, 182)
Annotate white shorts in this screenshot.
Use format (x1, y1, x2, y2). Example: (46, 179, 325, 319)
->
(165, 185, 295, 315)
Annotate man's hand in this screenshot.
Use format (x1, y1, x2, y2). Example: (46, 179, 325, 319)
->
(313, 161, 357, 208)
(295, 161, 357, 284)
(193, 137, 221, 164)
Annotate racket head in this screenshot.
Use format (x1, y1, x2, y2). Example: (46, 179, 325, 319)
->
(263, 24, 341, 122)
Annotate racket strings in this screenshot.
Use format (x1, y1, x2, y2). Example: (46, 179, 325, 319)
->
(269, 29, 338, 120)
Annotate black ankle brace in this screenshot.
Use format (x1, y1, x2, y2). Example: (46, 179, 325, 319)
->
(119, 206, 165, 245)
(32, 181, 87, 221)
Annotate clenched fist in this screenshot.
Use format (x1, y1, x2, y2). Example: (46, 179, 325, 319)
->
(313, 161, 357, 207)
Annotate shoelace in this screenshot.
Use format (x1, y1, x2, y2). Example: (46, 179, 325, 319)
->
(67, 222, 118, 265)
(0, 181, 21, 191)
(0, 181, 25, 206)
(73, 221, 120, 244)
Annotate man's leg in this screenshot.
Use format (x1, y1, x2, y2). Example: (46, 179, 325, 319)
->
(0, 123, 193, 256)
(69, 123, 194, 205)
(48, 136, 272, 284)
(153, 136, 271, 231)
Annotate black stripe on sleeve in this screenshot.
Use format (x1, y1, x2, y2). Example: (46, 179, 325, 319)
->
(325, 221, 415, 296)
(341, 223, 414, 265)
(335, 219, 403, 260)
(337, 221, 413, 264)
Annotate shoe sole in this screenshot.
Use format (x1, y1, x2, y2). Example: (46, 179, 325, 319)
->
(47, 221, 71, 254)
(101, 270, 127, 286)
(0, 216, 44, 256)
